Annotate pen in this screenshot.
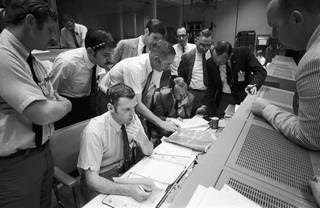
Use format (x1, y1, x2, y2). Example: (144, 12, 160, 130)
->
(138, 185, 151, 193)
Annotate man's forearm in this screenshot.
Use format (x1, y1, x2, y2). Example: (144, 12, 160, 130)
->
(136, 102, 164, 127)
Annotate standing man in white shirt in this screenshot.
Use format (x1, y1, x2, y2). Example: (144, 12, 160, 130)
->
(171, 26, 196, 77)
(99, 40, 178, 133)
(60, 14, 87, 49)
(178, 28, 214, 110)
(0, 1, 72, 207)
(51, 29, 115, 128)
(112, 18, 166, 64)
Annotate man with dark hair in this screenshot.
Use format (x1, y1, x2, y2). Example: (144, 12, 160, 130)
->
(0, 0, 72, 207)
(171, 26, 196, 76)
(251, 0, 320, 151)
(77, 83, 154, 201)
(60, 14, 87, 48)
(197, 41, 266, 117)
(50, 28, 115, 128)
(112, 18, 166, 64)
(178, 28, 214, 110)
(99, 39, 178, 133)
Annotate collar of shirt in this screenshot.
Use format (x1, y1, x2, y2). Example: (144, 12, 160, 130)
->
(138, 35, 145, 55)
(105, 111, 122, 133)
(306, 23, 320, 51)
(195, 48, 203, 59)
(83, 48, 95, 69)
(1, 29, 29, 61)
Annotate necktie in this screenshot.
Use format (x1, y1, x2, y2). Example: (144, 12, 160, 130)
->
(226, 61, 233, 87)
(142, 45, 147, 53)
(202, 53, 208, 86)
(71, 31, 80, 48)
(141, 71, 154, 106)
(121, 124, 131, 172)
(27, 54, 43, 147)
(90, 65, 97, 95)
(182, 45, 185, 53)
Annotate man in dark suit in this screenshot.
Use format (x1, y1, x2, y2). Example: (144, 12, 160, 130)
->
(112, 19, 166, 64)
(197, 41, 266, 117)
(149, 77, 195, 141)
(178, 28, 214, 110)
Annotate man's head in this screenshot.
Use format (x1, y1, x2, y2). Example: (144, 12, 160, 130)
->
(172, 77, 188, 102)
(149, 39, 176, 72)
(176, 26, 188, 47)
(85, 29, 116, 68)
(195, 28, 214, 54)
(107, 83, 137, 125)
(4, 0, 57, 51)
(267, 0, 320, 50)
(211, 41, 233, 66)
(61, 14, 75, 32)
(143, 18, 166, 48)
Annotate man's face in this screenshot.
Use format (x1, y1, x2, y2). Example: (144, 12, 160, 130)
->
(65, 20, 75, 32)
(112, 97, 137, 125)
(196, 36, 213, 54)
(267, 0, 306, 50)
(32, 18, 56, 50)
(155, 54, 175, 71)
(145, 32, 163, 47)
(176, 28, 188, 47)
(173, 85, 188, 102)
(93, 47, 113, 68)
(212, 50, 229, 66)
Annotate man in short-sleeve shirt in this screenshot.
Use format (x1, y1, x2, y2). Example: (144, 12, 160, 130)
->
(77, 83, 154, 201)
(0, 1, 71, 207)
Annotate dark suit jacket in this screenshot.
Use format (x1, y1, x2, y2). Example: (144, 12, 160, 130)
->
(205, 46, 267, 115)
(177, 49, 208, 87)
(152, 88, 195, 120)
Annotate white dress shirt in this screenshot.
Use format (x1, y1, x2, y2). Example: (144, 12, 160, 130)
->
(171, 43, 196, 76)
(189, 49, 207, 90)
(219, 64, 232, 94)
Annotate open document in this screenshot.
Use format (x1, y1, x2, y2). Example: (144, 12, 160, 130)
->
(102, 142, 196, 208)
(167, 115, 209, 131)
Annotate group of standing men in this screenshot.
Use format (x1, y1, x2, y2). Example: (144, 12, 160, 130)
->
(1, 0, 320, 207)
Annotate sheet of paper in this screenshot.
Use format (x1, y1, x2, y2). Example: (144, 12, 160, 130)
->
(186, 185, 208, 208)
(153, 141, 193, 157)
(167, 116, 209, 129)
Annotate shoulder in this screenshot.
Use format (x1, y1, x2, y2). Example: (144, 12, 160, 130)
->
(233, 46, 251, 56)
(75, 23, 87, 30)
(82, 115, 106, 141)
(181, 49, 196, 60)
(118, 37, 139, 46)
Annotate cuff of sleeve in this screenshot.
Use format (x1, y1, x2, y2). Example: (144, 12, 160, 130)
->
(262, 104, 279, 120)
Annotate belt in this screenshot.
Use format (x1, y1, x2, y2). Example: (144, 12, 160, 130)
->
(0, 141, 49, 159)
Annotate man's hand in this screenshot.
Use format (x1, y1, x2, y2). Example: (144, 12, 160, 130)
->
(195, 105, 207, 115)
(160, 120, 179, 132)
(128, 184, 153, 202)
(245, 84, 258, 95)
(251, 97, 268, 117)
(309, 176, 320, 206)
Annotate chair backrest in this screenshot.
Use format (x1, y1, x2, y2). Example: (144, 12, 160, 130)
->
(50, 119, 90, 173)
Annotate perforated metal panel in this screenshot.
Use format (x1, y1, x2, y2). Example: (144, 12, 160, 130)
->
(227, 178, 297, 208)
(262, 88, 293, 106)
(236, 125, 313, 193)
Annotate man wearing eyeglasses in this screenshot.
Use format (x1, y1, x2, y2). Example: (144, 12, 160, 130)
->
(170, 26, 196, 76)
(50, 29, 115, 128)
(178, 28, 213, 110)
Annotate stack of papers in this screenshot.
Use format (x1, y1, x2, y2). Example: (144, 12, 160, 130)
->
(186, 184, 261, 208)
(167, 116, 209, 131)
(102, 142, 196, 208)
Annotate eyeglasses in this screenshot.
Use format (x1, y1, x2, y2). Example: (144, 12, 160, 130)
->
(198, 43, 212, 49)
(177, 34, 187, 38)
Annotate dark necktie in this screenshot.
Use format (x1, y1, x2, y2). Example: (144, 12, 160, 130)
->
(141, 71, 154, 105)
(90, 65, 97, 95)
(142, 45, 147, 53)
(71, 31, 80, 48)
(226, 61, 233, 87)
(202, 53, 208, 86)
(121, 124, 131, 172)
(27, 54, 43, 147)
(182, 45, 185, 53)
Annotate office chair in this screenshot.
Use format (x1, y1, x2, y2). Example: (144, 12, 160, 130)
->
(50, 119, 90, 208)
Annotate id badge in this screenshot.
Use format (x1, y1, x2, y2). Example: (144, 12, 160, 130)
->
(238, 70, 245, 82)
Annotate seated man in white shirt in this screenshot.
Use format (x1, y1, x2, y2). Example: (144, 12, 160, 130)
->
(60, 14, 87, 48)
(77, 83, 154, 201)
(50, 29, 115, 128)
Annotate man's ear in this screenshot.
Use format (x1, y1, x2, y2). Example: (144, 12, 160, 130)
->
(25, 14, 36, 29)
(87, 47, 94, 56)
(289, 10, 304, 24)
(107, 103, 114, 112)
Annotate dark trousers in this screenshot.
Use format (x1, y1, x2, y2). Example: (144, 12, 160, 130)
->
(0, 143, 53, 208)
(216, 93, 236, 118)
(55, 96, 97, 129)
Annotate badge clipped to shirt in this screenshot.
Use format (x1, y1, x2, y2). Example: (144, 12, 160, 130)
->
(238, 70, 245, 82)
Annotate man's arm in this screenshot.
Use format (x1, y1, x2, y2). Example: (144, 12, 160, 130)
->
(85, 170, 152, 202)
(244, 48, 267, 89)
(135, 94, 178, 132)
(112, 40, 124, 65)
